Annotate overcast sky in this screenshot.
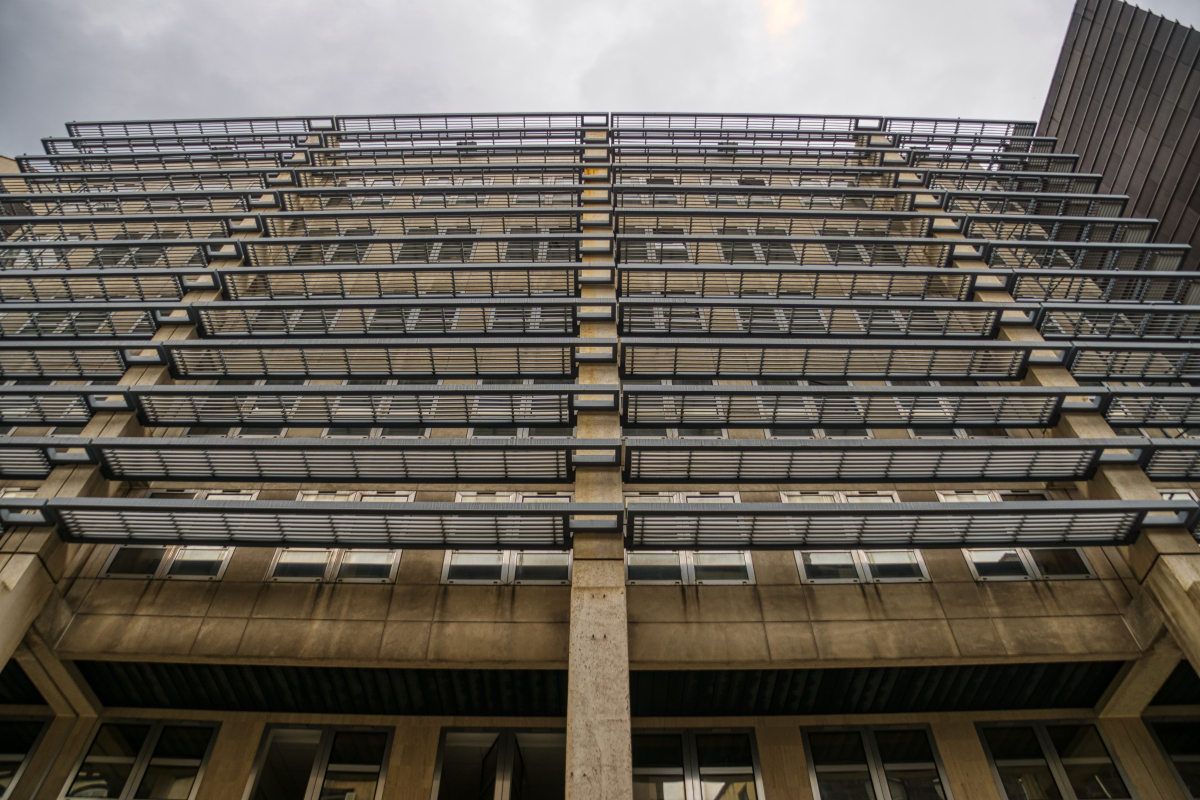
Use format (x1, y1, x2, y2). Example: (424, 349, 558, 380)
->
(2, 0, 1198, 157)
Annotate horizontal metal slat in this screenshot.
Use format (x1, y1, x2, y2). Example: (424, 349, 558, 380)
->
(0, 498, 624, 549)
(93, 437, 618, 482)
(623, 438, 1121, 482)
(621, 386, 1080, 428)
(624, 501, 1195, 550)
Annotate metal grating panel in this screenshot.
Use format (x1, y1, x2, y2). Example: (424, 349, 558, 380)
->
(621, 338, 1039, 380)
(623, 438, 1117, 483)
(618, 298, 1017, 338)
(130, 384, 613, 427)
(219, 263, 584, 300)
(10, 498, 624, 549)
(94, 437, 617, 482)
(162, 338, 602, 378)
(624, 501, 1194, 550)
(622, 386, 1080, 429)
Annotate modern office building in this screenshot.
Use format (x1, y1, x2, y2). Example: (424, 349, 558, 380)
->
(1, 15, 1200, 800)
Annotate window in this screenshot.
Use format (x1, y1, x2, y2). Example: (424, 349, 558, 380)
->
(247, 726, 389, 800)
(441, 550, 571, 584)
(804, 726, 950, 800)
(0, 718, 47, 800)
(937, 490, 1049, 503)
(466, 424, 575, 438)
(296, 490, 413, 503)
(269, 549, 400, 583)
(797, 550, 929, 583)
(1147, 719, 1200, 799)
(102, 546, 232, 581)
(632, 729, 762, 800)
(964, 548, 1093, 581)
(62, 721, 217, 800)
(626, 491, 740, 505)
(1161, 489, 1198, 502)
(183, 425, 289, 438)
(768, 426, 873, 439)
(979, 723, 1133, 800)
(455, 491, 572, 503)
(0, 488, 37, 499)
(782, 491, 898, 504)
(322, 425, 428, 439)
(140, 489, 258, 501)
(624, 538, 755, 585)
(432, 729, 564, 800)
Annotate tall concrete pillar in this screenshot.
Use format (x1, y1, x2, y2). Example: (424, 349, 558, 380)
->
(566, 124, 632, 800)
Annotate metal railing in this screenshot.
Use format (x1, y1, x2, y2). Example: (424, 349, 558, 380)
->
(0, 497, 624, 548)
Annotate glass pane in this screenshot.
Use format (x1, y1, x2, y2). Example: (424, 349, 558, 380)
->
(135, 726, 214, 799)
(273, 551, 331, 579)
(632, 734, 684, 770)
(513, 553, 570, 583)
(692, 553, 750, 582)
(874, 730, 935, 764)
(802, 552, 859, 581)
(327, 731, 387, 767)
(810, 731, 870, 766)
(633, 776, 686, 800)
(969, 550, 1030, 578)
(700, 777, 757, 800)
(1028, 549, 1089, 578)
(68, 723, 152, 799)
(982, 727, 1061, 800)
(252, 728, 321, 800)
(1151, 721, 1200, 795)
(321, 731, 387, 800)
(0, 721, 44, 794)
(318, 771, 378, 800)
(166, 548, 228, 578)
(436, 731, 500, 800)
(627, 554, 684, 582)
(808, 732, 874, 800)
(863, 551, 923, 580)
(447, 552, 505, 582)
(511, 732, 565, 800)
(1044, 725, 1130, 799)
(337, 552, 395, 581)
(106, 546, 167, 576)
(874, 730, 943, 800)
(695, 733, 754, 769)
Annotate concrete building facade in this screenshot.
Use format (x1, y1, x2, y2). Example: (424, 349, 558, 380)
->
(2, 22, 1200, 799)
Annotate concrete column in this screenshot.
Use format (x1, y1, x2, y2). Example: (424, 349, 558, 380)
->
(566, 126, 632, 800)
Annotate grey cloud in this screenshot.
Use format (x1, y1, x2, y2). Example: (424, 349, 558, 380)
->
(0, 0, 1192, 156)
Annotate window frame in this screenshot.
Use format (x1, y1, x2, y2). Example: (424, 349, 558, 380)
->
(439, 550, 573, 585)
(976, 720, 1136, 800)
(267, 548, 402, 584)
(242, 723, 392, 800)
(801, 724, 954, 800)
(100, 544, 234, 581)
(962, 547, 1096, 582)
(0, 716, 50, 800)
(429, 727, 566, 800)
(1144, 716, 1200, 800)
(630, 727, 767, 800)
(625, 551, 756, 586)
(795, 549, 930, 584)
(59, 719, 220, 800)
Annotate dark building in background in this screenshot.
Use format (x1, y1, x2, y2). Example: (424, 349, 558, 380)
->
(1040, 0, 1200, 269)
